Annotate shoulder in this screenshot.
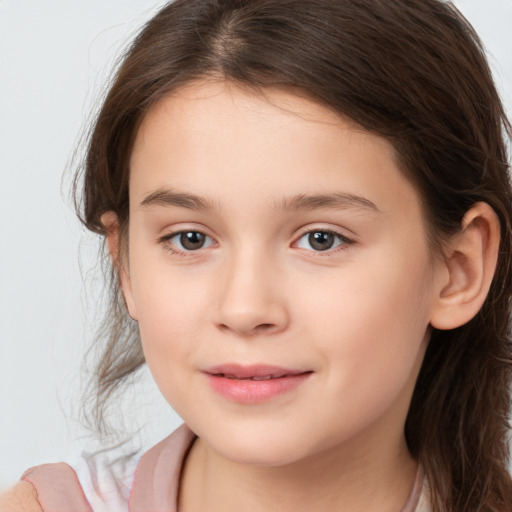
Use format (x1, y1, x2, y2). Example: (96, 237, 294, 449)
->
(20, 462, 93, 512)
(2, 425, 194, 512)
(0, 481, 42, 512)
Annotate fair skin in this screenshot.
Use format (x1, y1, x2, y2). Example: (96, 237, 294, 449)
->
(2, 80, 499, 511)
(118, 81, 498, 512)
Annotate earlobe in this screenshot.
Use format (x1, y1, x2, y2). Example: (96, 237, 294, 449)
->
(429, 202, 500, 330)
(100, 211, 138, 321)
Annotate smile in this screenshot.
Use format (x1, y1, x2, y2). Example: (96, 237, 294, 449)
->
(203, 364, 313, 403)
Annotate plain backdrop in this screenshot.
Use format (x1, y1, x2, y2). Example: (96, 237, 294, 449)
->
(1, 0, 511, 490)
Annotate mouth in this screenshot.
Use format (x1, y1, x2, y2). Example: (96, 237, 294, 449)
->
(203, 364, 313, 403)
(213, 373, 298, 380)
(204, 363, 311, 379)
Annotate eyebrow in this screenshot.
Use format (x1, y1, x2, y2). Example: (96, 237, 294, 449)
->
(276, 192, 381, 213)
(140, 188, 216, 211)
(139, 188, 380, 214)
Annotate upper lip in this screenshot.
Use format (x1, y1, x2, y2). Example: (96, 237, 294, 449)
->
(203, 364, 311, 380)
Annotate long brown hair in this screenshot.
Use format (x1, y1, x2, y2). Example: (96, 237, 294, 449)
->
(74, 1, 512, 510)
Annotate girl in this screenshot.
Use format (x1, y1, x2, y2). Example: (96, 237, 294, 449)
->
(2, 0, 511, 510)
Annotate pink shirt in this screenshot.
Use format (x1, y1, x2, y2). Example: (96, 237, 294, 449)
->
(22, 424, 430, 511)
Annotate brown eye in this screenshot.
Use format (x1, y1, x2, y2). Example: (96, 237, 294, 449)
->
(308, 231, 335, 251)
(295, 230, 350, 252)
(179, 231, 206, 250)
(162, 230, 214, 253)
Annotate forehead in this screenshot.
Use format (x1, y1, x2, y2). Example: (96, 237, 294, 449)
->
(131, 80, 397, 166)
(129, 80, 423, 223)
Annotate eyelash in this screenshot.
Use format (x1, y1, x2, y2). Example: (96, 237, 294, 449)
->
(158, 231, 216, 256)
(293, 229, 354, 255)
(158, 228, 355, 256)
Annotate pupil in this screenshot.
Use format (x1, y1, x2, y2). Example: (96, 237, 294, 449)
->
(180, 232, 205, 250)
(309, 231, 334, 251)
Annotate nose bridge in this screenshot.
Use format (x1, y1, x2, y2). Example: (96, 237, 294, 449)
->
(216, 242, 288, 336)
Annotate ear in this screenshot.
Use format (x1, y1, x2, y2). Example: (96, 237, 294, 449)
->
(101, 211, 138, 321)
(429, 202, 500, 330)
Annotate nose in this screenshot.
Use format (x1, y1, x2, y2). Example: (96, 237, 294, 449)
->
(214, 251, 289, 337)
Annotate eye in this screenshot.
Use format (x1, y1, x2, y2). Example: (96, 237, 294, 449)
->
(161, 230, 215, 252)
(295, 230, 351, 252)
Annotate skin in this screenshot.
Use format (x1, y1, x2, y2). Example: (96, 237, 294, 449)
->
(0, 482, 42, 512)
(111, 81, 498, 512)
(117, 80, 434, 512)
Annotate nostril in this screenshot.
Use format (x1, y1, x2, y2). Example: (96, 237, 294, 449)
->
(255, 323, 276, 332)
(217, 322, 277, 335)
(215, 302, 289, 336)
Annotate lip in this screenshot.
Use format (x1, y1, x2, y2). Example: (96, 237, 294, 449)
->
(203, 364, 313, 403)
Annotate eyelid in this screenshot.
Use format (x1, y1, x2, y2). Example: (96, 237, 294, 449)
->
(292, 226, 356, 254)
(157, 224, 356, 256)
(158, 227, 217, 255)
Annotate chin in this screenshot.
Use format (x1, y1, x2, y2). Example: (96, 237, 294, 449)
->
(195, 422, 319, 468)
(216, 440, 305, 467)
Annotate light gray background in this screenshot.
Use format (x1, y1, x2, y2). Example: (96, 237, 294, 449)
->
(1, 0, 511, 490)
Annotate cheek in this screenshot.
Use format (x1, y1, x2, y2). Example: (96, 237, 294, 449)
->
(127, 247, 208, 382)
(296, 245, 433, 401)
(134, 283, 204, 410)
(135, 280, 203, 357)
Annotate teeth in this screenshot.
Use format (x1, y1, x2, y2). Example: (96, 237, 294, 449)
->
(217, 373, 291, 380)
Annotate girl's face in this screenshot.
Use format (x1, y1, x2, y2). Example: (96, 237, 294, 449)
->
(123, 80, 443, 467)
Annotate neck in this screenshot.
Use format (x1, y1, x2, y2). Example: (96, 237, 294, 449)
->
(179, 432, 418, 512)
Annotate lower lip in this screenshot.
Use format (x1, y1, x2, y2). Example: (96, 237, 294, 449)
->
(205, 373, 312, 403)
